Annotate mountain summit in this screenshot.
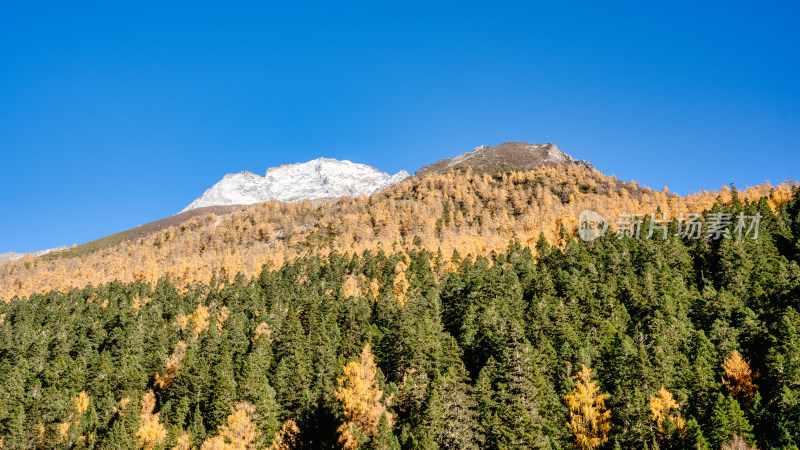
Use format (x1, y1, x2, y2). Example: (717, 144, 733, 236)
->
(415, 142, 594, 176)
(182, 158, 409, 212)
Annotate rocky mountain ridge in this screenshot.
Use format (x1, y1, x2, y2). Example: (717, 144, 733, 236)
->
(415, 142, 594, 176)
(182, 157, 410, 212)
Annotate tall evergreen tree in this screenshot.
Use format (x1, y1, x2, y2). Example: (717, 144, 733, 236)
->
(708, 394, 754, 448)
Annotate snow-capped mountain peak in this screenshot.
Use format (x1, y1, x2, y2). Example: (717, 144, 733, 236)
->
(182, 158, 409, 212)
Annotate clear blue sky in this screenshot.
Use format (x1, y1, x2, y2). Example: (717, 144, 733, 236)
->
(1, 1, 798, 253)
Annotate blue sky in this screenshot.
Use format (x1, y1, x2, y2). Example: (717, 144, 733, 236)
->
(1, 1, 798, 253)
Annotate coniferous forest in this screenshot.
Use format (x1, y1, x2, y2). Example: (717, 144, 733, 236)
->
(1, 189, 800, 449)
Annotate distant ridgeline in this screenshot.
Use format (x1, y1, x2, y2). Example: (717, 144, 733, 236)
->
(0, 161, 793, 300)
(0, 190, 799, 447)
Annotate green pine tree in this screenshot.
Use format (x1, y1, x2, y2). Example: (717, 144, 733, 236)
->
(708, 394, 754, 447)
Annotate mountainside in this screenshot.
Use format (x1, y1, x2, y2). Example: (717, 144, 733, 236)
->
(1, 179, 798, 448)
(35, 205, 252, 262)
(0, 143, 794, 300)
(416, 142, 594, 176)
(0, 246, 68, 264)
(182, 157, 409, 212)
(1, 159, 792, 300)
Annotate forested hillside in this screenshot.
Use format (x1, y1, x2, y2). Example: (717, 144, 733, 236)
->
(1, 188, 799, 448)
(0, 166, 792, 301)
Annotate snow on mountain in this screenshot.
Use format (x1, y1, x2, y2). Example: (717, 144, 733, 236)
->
(182, 157, 410, 212)
(0, 246, 68, 264)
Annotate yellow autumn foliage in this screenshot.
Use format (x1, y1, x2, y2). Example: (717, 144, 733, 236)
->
(172, 431, 192, 450)
(200, 402, 260, 450)
(392, 271, 410, 306)
(368, 278, 380, 300)
(649, 386, 686, 437)
(177, 311, 190, 332)
(216, 306, 230, 333)
(565, 365, 612, 450)
(192, 304, 211, 337)
(722, 350, 758, 406)
(0, 167, 793, 301)
(155, 340, 188, 389)
(137, 389, 167, 450)
(57, 421, 71, 442)
(254, 322, 272, 342)
(335, 344, 392, 446)
(342, 274, 360, 298)
(118, 396, 131, 416)
(268, 420, 300, 450)
(131, 295, 152, 313)
(75, 391, 90, 414)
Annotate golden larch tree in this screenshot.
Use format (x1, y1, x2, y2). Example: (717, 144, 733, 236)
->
(177, 311, 191, 333)
(216, 306, 230, 333)
(392, 272, 409, 306)
(200, 402, 260, 449)
(254, 322, 272, 341)
(368, 278, 380, 300)
(342, 275, 360, 299)
(268, 420, 301, 450)
(192, 304, 211, 337)
(75, 391, 90, 414)
(722, 350, 758, 405)
(649, 386, 686, 438)
(564, 365, 612, 450)
(172, 431, 192, 450)
(137, 389, 167, 450)
(155, 340, 187, 389)
(57, 421, 71, 443)
(335, 343, 392, 448)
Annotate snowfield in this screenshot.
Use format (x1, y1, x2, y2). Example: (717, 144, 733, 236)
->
(182, 157, 409, 212)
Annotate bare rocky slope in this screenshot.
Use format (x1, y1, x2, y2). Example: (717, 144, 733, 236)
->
(415, 142, 594, 176)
